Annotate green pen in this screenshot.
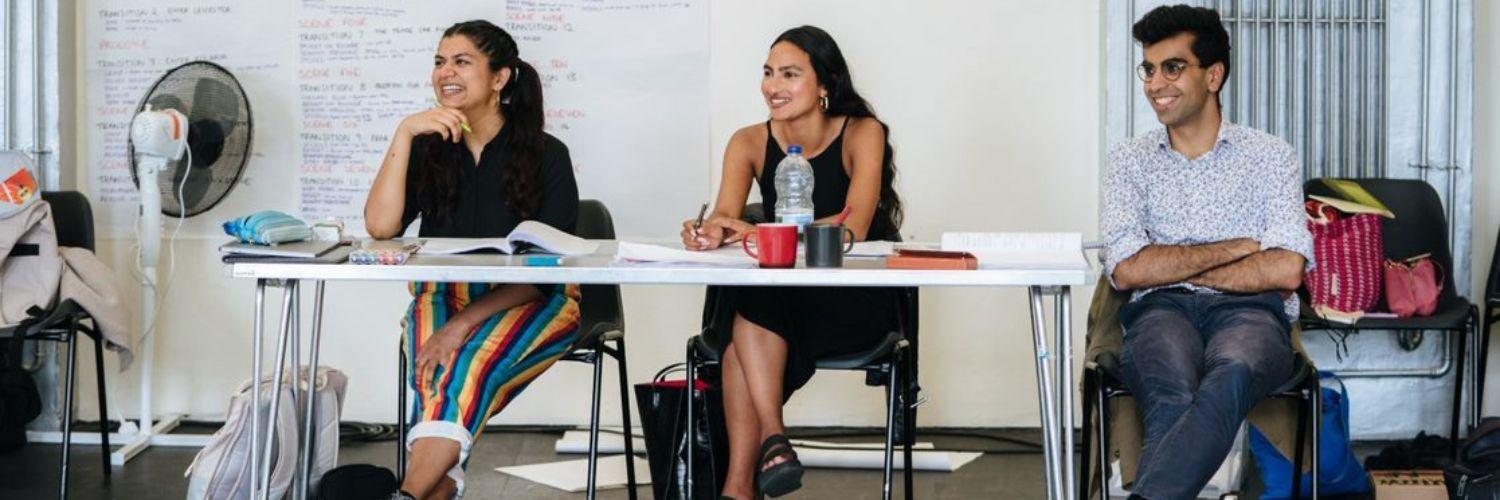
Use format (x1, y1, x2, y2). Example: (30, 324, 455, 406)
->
(431, 97, 473, 134)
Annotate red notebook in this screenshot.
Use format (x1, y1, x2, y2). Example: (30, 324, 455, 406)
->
(885, 249, 979, 270)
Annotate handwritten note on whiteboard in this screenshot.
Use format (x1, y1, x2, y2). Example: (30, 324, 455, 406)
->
(84, 1, 709, 238)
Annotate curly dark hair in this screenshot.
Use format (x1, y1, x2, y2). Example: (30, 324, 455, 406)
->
(412, 20, 546, 224)
(1132, 5, 1232, 87)
(772, 25, 904, 234)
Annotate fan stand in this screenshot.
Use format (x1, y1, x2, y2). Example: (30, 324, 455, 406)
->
(26, 157, 213, 463)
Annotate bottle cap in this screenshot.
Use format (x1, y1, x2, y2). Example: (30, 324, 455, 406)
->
(787, 145, 803, 155)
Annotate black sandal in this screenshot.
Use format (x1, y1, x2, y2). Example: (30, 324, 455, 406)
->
(755, 434, 804, 497)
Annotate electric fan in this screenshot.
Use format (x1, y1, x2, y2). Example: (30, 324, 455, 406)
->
(123, 60, 251, 455)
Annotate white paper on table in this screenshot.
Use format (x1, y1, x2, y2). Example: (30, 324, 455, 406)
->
(614, 241, 756, 266)
(848, 240, 896, 257)
(941, 232, 1088, 270)
(496, 455, 652, 492)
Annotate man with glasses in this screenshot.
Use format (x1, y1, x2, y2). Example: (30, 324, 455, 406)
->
(1101, 5, 1313, 499)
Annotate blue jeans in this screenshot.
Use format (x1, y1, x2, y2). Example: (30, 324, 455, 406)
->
(1119, 289, 1296, 500)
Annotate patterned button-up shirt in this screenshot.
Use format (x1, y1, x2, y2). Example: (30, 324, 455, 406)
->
(1101, 121, 1315, 320)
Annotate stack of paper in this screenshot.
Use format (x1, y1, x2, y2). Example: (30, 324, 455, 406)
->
(940, 232, 1088, 270)
(614, 241, 756, 266)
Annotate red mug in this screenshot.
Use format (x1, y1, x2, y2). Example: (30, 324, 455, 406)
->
(742, 223, 798, 268)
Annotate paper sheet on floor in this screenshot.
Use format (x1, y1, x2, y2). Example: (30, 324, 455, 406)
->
(551, 430, 978, 473)
(495, 455, 652, 492)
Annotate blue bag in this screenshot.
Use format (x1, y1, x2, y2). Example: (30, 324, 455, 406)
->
(222, 210, 312, 245)
(1249, 371, 1371, 499)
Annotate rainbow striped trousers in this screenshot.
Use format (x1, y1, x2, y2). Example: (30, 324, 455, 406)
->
(401, 281, 581, 491)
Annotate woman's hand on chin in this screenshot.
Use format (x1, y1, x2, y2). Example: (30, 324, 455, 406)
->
(400, 107, 469, 143)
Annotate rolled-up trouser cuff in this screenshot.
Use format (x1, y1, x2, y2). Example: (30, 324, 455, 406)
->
(407, 420, 473, 497)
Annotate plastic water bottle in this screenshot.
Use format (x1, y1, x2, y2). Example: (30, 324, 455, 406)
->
(774, 144, 815, 228)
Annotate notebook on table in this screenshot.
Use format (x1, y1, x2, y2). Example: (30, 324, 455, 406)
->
(220, 243, 351, 264)
(417, 221, 599, 256)
(220, 239, 342, 259)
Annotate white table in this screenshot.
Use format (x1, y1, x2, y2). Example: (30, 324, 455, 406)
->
(226, 241, 1091, 500)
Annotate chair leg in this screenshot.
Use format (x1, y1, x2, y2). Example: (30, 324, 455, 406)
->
(1311, 375, 1322, 500)
(1097, 383, 1110, 500)
(903, 427, 914, 500)
(397, 342, 408, 484)
(1080, 371, 1094, 498)
(1452, 327, 1469, 448)
(882, 359, 899, 500)
(586, 348, 606, 500)
(93, 329, 110, 478)
(683, 342, 698, 500)
(613, 339, 639, 500)
(60, 336, 77, 500)
(1482, 304, 1494, 414)
(901, 343, 916, 500)
(1291, 386, 1309, 499)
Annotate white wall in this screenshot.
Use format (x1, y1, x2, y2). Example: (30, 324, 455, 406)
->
(63, 0, 1103, 429)
(1475, 0, 1500, 414)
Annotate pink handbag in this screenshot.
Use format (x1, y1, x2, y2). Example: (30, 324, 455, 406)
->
(1305, 200, 1385, 315)
(1384, 254, 1444, 318)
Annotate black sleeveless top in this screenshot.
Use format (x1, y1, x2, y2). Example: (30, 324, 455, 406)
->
(757, 119, 897, 240)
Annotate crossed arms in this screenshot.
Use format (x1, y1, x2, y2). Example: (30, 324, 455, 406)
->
(1109, 239, 1305, 293)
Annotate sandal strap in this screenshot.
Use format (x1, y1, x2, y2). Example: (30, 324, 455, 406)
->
(758, 434, 798, 464)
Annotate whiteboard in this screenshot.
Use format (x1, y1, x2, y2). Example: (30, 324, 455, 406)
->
(83, 0, 710, 238)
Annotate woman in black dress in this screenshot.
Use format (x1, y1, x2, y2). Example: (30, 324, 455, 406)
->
(679, 26, 904, 499)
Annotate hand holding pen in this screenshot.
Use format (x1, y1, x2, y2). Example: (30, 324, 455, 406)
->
(681, 203, 755, 251)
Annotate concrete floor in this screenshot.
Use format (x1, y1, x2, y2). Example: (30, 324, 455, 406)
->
(0, 427, 1055, 500)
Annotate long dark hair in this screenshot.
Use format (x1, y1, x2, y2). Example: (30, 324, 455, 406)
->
(413, 20, 546, 223)
(773, 25, 904, 232)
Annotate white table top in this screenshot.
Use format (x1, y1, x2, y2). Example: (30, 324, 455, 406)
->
(225, 241, 1094, 287)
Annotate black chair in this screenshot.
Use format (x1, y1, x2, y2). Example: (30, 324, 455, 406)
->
(683, 204, 919, 500)
(1478, 223, 1500, 415)
(0, 191, 111, 499)
(397, 200, 637, 499)
(1300, 178, 1479, 445)
(1082, 350, 1321, 499)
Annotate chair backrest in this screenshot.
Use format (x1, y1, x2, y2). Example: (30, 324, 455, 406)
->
(576, 200, 623, 337)
(1305, 178, 1460, 301)
(40, 191, 95, 252)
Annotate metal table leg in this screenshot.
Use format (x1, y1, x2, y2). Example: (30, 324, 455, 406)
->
(290, 282, 303, 500)
(250, 280, 266, 499)
(1054, 287, 1075, 500)
(300, 281, 326, 498)
(1028, 286, 1062, 500)
(261, 280, 299, 500)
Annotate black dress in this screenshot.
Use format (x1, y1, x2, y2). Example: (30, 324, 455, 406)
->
(715, 120, 902, 401)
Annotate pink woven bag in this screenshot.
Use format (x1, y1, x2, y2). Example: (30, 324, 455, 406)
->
(1305, 200, 1384, 315)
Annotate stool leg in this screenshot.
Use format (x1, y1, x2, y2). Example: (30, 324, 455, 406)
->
(614, 339, 639, 500)
(60, 335, 78, 500)
(93, 326, 110, 478)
